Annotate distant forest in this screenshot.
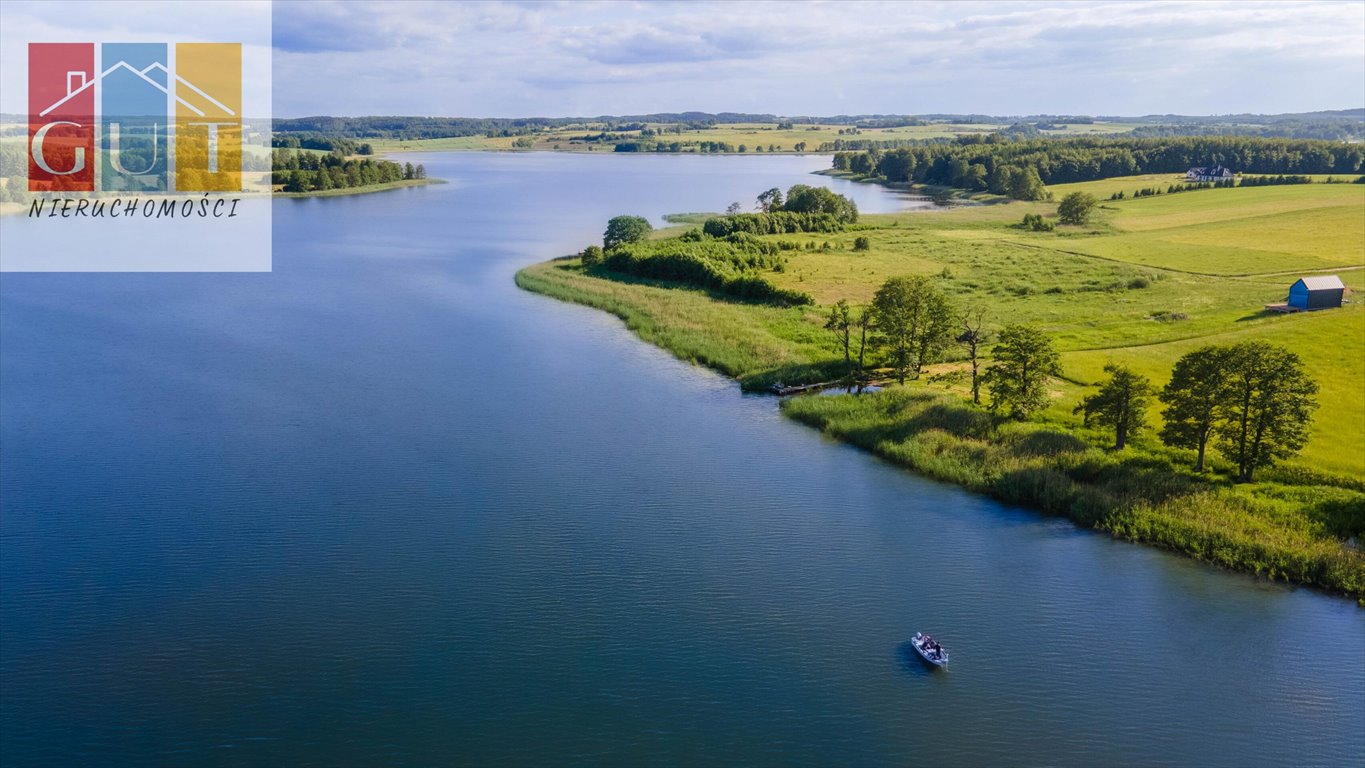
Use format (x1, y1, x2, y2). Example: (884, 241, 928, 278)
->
(832, 136, 1365, 200)
(270, 109, 1365, 142)
(271, 149, 424, 193)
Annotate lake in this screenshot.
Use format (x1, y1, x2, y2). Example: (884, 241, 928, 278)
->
(1, 153, 1361, 766)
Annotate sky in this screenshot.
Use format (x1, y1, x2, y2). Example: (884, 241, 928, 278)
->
(2, 0, 1363, 118)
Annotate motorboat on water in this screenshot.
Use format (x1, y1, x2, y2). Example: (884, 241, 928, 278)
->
(911, 632, 949, 668)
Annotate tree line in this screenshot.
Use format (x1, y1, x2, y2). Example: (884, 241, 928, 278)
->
(272, 135, 373, 155)
(832, 136, 1365, 200)
(824, 272, 1319, 481)
(612, 140, 811, 154)
(576, 185, 860, 306)
(273, 113, 841, 142)
(271, 149, 425, 193)
(271, 111, 1363, 143)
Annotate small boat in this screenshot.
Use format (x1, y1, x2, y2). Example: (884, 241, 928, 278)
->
(911, 632, 949, 668)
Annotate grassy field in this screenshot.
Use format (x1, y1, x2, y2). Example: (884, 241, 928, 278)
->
(517, 177, 1364, 595)
(369, 120, 1139, 154)
(521, 181, 1365, 476)
(365, 135, 512, 153)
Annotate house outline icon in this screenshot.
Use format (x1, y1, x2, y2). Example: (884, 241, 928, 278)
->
(39, 59, 235, 119)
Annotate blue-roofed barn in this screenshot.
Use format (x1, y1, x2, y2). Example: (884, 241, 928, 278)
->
(1287, 275, 1345, 310)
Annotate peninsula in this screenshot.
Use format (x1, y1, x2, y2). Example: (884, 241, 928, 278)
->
(517, 135, 1365, 598)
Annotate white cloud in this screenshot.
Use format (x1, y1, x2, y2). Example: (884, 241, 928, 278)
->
(0, 1, 272, 114)
(6, 0, 1360, 117)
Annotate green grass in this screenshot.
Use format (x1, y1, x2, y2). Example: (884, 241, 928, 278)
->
(515, 263, 836, 389)
(367, 121, 1140, 155)
(782, 389, 1364, 596)
(948, 182, 1365, 277)
(1059, 305, 1364, 477)
(516, 179, 1365, 596)
(520, 183, 1364, 474)
(366, 135, 508, 153)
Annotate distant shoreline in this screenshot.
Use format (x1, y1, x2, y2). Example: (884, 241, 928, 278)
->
(514, 177, 1365, 600)
(273, 178, 444, 199)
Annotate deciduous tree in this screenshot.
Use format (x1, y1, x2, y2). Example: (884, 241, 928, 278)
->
(1008, 166, 1047, 201)
(870, 276, 955, 384)
(1057, 191, 1097, 225)
(603, 215, 653, 249)
(1215, 342, 1319, 482)
(783, 184, 859, 223)
(957, 306, 990, 405)
(1074, 363, 1152, 449)
(983, 325, 1061, 419)
(1159, 346, 1231, 471)
(756, 187, 784, 212)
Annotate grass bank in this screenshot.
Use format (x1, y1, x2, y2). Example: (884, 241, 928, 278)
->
(783, 389, 1364, 596)
(516, 179, 1365, 598)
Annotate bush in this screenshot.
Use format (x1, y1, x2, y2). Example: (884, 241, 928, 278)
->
(580, 245, 604, 266)
(853, 236, 871, 251)
(602, 239, 812, 306)
(603, 215, 653, 249)
(1020, 213, 1055, 232)
(782, 184, 859, 223)
(1057, 191, 1097, 225)
(702, 211, 843, 237)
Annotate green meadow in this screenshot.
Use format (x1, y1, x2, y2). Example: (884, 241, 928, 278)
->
(372, 120, 1139, 154)
(521, 181, 1365, 475)
(518, 178, 1365, 595)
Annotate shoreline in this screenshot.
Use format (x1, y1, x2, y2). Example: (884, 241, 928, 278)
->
(515, 251, 1365, 601)
(273, 178, 444, 199)
(0, 179, 445, 218)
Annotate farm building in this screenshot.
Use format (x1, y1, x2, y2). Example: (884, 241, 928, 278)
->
(1186, 165, 1235, 182)
(1288, 275, 1345, 310)
(1264, 275, 1346, 313)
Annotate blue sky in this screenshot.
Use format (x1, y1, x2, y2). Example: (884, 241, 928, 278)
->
(268, 0, 1365, 118)
(3, 1, 1362, 118)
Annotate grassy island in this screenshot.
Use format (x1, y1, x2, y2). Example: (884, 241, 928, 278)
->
(517, 174, 1365, 598)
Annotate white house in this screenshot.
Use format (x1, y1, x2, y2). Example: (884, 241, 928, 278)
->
(1185, 165, 1234, 182)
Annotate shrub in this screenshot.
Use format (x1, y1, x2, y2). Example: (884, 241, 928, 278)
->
(603, 215, 653, 249)
(601, 239, 811, 306)
(580, 245, 604, 266)
(853, 236, 871, 251)
(702, 211, 844, 237)
(1057, 191, 1097, 225)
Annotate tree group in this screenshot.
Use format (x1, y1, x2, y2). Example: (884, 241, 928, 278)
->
(1160, 342, 1318, 481)
(825, 285, 1320, 480)
(831, 135, 1364, 199)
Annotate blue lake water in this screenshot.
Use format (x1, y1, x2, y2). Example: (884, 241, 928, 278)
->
(1, 153, 1362, 766)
